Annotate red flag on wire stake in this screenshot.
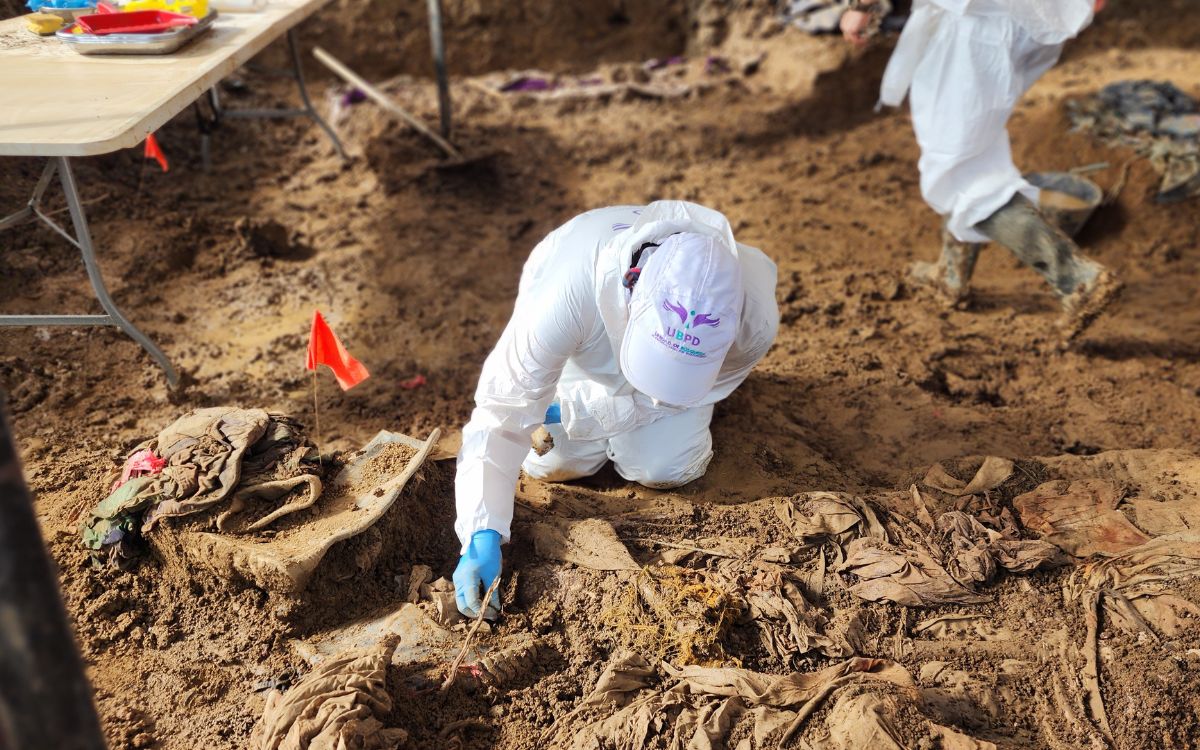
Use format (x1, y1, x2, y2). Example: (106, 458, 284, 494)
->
(144, 133, 169, 173)
(306, 310, 370, 390)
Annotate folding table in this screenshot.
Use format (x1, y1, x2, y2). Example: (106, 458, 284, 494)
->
(0, 0, 346, 387)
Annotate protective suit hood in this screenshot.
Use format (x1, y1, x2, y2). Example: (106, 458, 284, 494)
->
(594, 200, 740, 375)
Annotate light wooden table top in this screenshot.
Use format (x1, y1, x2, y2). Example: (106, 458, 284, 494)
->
(0, 0, 328, 157)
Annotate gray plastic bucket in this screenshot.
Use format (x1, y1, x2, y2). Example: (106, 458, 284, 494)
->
(1025, 171, 1104, 237)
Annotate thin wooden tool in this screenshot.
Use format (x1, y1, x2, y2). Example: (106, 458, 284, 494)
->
(310, 370, 323, 468)
(312, 47, 462, 160)
(439, 574, 502, 693)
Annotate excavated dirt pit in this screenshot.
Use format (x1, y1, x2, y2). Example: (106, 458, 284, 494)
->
(2, 0, 1200, 748)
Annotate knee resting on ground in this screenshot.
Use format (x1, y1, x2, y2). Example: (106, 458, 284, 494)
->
(615, 451, 712, 489)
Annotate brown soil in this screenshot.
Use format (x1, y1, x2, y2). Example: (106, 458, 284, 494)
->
(2, 0, 1200, 748)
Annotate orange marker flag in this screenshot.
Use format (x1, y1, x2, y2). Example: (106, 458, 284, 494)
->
(306, 310, 370, 390)
(144, 133, 169, 173)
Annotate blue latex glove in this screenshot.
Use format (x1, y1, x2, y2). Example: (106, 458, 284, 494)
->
(453, 530, 502, 619)
(544, 401, 562, 425)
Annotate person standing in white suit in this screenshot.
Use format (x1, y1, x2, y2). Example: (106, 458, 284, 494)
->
(452, 201, 779, 618)
(842, 0, 1120, 338)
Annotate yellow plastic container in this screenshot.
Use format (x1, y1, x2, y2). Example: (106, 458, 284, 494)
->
(26, 11, 66, 34)
(121, 0, 207, 17)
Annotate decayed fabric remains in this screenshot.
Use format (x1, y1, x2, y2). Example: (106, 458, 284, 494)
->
(217, 414, 324, 533)
(1035, 448, 1200, 540)
(82, 407, 322, 552)
(546, 652, 1005, 750)
(620, 535, 859, 663)
(144, 407, 272, 526)
(772, 471, 1063, 608)
(144, 407, 321, 528)
(935, 510, 1065, 585)
(773, 492, 888, 546)
(254, 639, 406, 750)
(1070, 535, 1200, 743)
(80, 475, 161, 560)
(1068, 532, 1200, 642)
(839, 536, 989, 607)
(991, 451, 1200, 748)
(921, 456, 1014, 498)
(912, 614, 1013, 642)
(605, 565, 744, 666)
(1013, 479, 1150, 556)
(741, 568, 856, 662)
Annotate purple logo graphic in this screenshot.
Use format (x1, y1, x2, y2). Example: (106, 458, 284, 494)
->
(658, 300, 719, 357)
(662, 300, 720, 330)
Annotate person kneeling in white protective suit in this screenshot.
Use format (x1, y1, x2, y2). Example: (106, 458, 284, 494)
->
(452, 201, 779, 618)
(841, 0, 1120, 339)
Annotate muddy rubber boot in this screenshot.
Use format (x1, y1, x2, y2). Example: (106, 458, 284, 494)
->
(975, 193, 1122, 340)
(908, 229, 982, 308)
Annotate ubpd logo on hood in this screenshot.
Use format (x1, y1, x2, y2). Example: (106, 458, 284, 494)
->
(660, 300, 720, 355)
(620, 233, 743, 406)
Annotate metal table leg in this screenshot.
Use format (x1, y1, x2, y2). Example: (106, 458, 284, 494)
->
(213, 29, 347, 160)
(427, 0, 451, 139)
(286, 28, 346, 159)
(0, 159, 56, 231)
(0, 157, 180, 388)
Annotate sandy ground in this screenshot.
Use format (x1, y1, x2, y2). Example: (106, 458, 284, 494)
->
(1, 0, 1200, 748)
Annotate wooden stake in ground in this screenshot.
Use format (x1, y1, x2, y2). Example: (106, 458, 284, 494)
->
(310, 369, 323, 468)
(439, 574, 502, 693)
(312, 47, 462, 160)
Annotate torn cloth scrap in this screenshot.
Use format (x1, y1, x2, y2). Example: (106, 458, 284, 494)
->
(1013, 479, 1149, 557)
(774, 487, 1060, 607)
(254, 640, 406, 750)
(548, 654, 911, 749)
(82, 407, 322, 553)
(840, 536, 989, 607)
(922, 456, 1014, 498)
(1067, 532, 1200, 641)
(936, 510, 1065, 586)
(548, 653, 999, 750)
(743, 569, 854, 662)
(773, 492, 888, 545)
(113, 448, 166, 491)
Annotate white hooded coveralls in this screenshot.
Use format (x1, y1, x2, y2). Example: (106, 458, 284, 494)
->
(880, 0, 1096, 242)
(454, 201, 779, 551)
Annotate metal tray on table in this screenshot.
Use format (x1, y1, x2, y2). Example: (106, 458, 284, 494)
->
(55, 10, 216, 55)
(35, 6, 95, 21)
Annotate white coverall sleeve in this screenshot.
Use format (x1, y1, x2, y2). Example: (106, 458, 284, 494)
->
(556, 382, 684, 442)
(454, 261, 593, 553)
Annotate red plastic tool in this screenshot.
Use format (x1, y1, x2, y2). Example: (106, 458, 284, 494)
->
(76, 9, 196, 35)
